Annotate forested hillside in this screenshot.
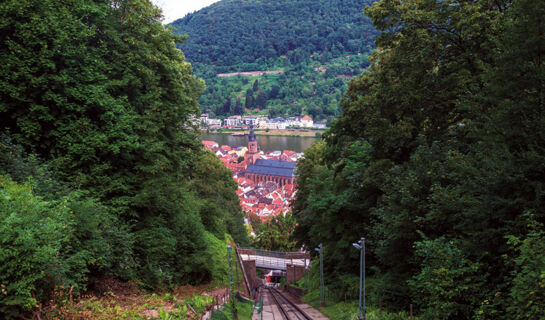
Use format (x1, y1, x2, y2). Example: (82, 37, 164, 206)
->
(0, 0, 247, 318)
(169, 0, 378, 122)
(294, 0, 545, 318)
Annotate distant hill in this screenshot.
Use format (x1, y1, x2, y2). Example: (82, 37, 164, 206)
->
(169, 0, 378, 122)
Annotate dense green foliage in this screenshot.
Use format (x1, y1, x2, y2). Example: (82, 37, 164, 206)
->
(169, 0, 378, 121)
(251, 213, 297, 251)
(171, 0, 376, 67)
(0, 177, 68, 318)
(191, 151, 248, 244)
(0, 176, 133, 318)
(294, 0, 545, 318)
(211, 294, 253, 320)
(407, 237, 483, 319)
(0, 0, 248, 317)
(297, 262, 417, 320)
(197, 54, 369, 122)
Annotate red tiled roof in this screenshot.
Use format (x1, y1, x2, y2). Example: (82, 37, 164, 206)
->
(283, 150, 296, 156)
(202, 140, 218, 146)
(207, 139, 299, 217)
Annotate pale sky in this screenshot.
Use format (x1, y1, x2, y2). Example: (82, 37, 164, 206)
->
(152, 0, 221, 24)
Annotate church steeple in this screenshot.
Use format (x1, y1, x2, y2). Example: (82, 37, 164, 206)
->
(248, 125, 257, 142)
(245, 124, 260, 167)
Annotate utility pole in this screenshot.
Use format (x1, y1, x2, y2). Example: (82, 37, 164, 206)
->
(315, 243, 325, 306)
(353, 237, 366, 320)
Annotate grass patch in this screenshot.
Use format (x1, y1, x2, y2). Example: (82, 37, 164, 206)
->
(211, 296, 254, 320)
(302, 288, 417, 320)
(59, 281, 233, 320)
(291, 261, 418, 320)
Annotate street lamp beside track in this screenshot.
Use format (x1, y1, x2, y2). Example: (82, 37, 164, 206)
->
(227, 245, 234, 320)
(352, 237, 366, 320)
(314, 243, 325, 307)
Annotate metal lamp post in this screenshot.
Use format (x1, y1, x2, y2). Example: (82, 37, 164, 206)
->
(304, 255, 308, 291)
(314, 243, 325, 306)
(227, 245, 233, 300)
(234, 253, 239, 287)
(352, 237, 365, 320)
(227, 245, 234, 320)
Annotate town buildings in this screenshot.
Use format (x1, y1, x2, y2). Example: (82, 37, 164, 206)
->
(244, 127, 261, 166)
(244, 159, 296, 187)
(242, 126, 296, 187)
(199, 113, 222, 126)
(200, 113, 324, 130)
(202, 126, 302, 220)
(299, 115, 313, 127)
(242, 116, 261, 126)
(241, 127, 295, 187)
(224, 115, 242, 127)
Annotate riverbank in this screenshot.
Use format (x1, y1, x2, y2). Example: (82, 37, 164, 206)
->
(202, 128, 325, 137)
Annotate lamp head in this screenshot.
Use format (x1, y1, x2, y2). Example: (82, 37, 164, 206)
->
(352, 243, 362, 250)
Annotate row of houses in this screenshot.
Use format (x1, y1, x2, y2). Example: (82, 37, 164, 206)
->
(202, 139, 302, 219)
(202, 141, 303, 174)
(235, 178, 297, 220)
(200, 114, 327, 129)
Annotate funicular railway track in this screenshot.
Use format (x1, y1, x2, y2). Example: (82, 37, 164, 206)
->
(267, 287, 313, 320)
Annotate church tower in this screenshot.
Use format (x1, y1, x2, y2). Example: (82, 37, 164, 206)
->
(245, 125, 260, 167)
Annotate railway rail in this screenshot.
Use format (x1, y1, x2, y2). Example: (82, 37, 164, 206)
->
(267, 287, 313, 320)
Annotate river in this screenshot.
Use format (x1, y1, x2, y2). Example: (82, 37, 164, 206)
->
(200, 132, 319, 153)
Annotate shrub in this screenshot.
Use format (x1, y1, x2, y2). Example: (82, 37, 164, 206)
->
(408, 237, 484, 320)
(478, 215, 545, 319)
(504, 221, 545, 319)
(59, 194, 135, 288)
(0, 176, 134, 318)
(0, 133, 64, 199)
(0, 177, 68, 318)
(200, 232, 230, 285)
(133, 217, 178, 289)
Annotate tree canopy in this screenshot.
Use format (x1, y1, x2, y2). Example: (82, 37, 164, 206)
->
(168, 0, 379, 122)
(0, 0, 248, 317)
(170, 0, 376, 67)
(294, 0, 545, 318)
